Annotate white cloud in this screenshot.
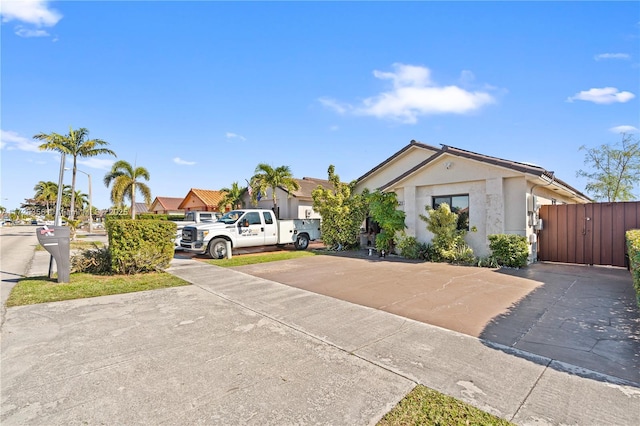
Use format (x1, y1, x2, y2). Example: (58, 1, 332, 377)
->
(78, 158, 115, 170)
(567, 87, 635, 104)
(15, 26, 50, 38)
(609, 125, 639, 134)
(320, 63, 496, 124)
(0, 129, 42, 152)
(173, 157, 196, 166)
(0, 0, 62, 27)
(594, 53, 630, 61)
(225, 132, 246, 141)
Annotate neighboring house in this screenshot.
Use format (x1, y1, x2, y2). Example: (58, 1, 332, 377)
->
(355, 140, 591, 260)
(242, 177, 333, 219)
(134, 202, 149, 215)
(178, 188, 227, 213)
(149, 197, 185, 215)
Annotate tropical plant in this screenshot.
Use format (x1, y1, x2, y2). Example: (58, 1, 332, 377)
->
(33, 181, 58, 216)
(34, 127, 116, 219)
(367, 190, 406, 253)
(312, 165, 369, 249)
(420, 203, 475, 263)
(577, 133, 640, 201)
(217, 182, 246, 211)
(249, 163, 300, 216)
(103, 160, 152, 219)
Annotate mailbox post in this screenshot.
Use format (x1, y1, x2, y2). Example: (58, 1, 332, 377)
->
(36, 226, 70, 283)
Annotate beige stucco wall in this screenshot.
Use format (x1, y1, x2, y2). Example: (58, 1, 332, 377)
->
(355, 145, 438, 193)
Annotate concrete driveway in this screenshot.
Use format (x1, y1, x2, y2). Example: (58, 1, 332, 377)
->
(232, 252, 640, 384)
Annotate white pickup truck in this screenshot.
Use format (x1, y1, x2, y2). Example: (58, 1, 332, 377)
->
(179, 209, 321, 259)
(173, 211, 221, 249)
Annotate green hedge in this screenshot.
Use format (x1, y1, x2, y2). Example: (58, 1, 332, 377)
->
(488, 234, 529, 268)
(626, 229, 640, 308)
(107, 219, 176, 274)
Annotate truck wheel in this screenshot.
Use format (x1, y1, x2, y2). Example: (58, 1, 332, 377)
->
(208, 238, 228, 259)
(294, 233, 310, 250)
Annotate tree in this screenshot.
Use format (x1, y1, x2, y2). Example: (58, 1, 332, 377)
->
(103, 160, 152, 219)
(249, 163, 300, 217)
(577, 133, 640, 202)
(33, 181, 58, 216)
(420, 203, 474, 263)
(34, 127, 116, 219)
(217, 182, 246, 211)
(312, 165, 369, 249)
(367, 190, 406, 253)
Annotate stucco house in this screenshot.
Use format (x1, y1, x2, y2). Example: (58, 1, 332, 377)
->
(243, 177, 333, 219)
(177, 188, 228, 213)
(149, 196, 185, 215)
(355, 140, 591, 260)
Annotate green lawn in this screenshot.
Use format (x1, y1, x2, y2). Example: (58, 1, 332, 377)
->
(206, 250, 316, 267)
(6, 272, 189, 307)
(378, 385, 513, 425)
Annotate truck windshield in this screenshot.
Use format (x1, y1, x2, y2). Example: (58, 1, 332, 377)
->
(218, 210, 244, 224)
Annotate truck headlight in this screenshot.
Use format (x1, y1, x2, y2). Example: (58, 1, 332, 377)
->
(198, 230, 208, 240)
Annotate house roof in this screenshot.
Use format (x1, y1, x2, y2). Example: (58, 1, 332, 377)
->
(280, 177, 333, 199)
(360, 140, 591, 202)
(134, 202, 149, 214)
(151, 196, 184, 211)
(177, 188, 227, 210)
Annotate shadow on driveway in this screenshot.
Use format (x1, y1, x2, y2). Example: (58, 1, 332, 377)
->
(480, 262, 640, 385)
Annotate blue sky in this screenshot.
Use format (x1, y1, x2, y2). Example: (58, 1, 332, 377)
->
(1, 1, 638, 212)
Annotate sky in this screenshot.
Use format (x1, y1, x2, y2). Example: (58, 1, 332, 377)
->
(1, 0, 639, 212)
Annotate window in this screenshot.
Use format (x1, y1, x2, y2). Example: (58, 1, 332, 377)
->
(433, 194, 469, 230)
(244, 212, 262, 225)
(263, 211, 274, 225)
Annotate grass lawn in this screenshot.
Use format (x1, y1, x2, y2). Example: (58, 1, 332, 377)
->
(378, 385, 513, 425)
(206, 250, 316, 267)
(36, 240, 105, 251)
(6, 272, 189, 307)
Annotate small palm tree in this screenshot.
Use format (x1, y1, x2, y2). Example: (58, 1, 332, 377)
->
(250, 163, 299, 217)
(34, 127, 116, 220)
(103, 160, 152, 219)
(33, 181, 58, 216)
(217, 182, 247, 211)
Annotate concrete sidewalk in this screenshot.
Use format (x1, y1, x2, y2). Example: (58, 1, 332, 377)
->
(2, 251, 639, 425)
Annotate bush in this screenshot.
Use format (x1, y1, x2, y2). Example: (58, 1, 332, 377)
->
(488, 234, 529, 268)
(419, 203, 476, 264)
(626, 229, 640, 307)
(71, 245, 111, 274)
(108, 219, 176, 274)
(396, 235, 429, 260)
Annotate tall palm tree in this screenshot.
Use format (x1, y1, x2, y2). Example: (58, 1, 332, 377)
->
(33, 181, 58, 216)
(34, 127, 116, 220)
(217, 182, 247, 211)
(103, 160, 152, 219)
(250, 163, 300, 217)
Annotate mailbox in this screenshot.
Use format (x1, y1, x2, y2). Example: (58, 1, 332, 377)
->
(36, 226, 70, 283)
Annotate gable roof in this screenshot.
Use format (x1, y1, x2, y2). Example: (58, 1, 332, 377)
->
(360, 140, 591, 201)
(177, 188, 227, 210)
(151, 196, 184, 211)
(280, 177, 334, 199)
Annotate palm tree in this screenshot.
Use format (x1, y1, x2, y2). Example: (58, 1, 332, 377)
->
(250, 163, 300, 217)
(103, 160, 152, 219)
(33, 181, 58, 216)
(34, 127, 116, 220)
(217, 182, 247, 211)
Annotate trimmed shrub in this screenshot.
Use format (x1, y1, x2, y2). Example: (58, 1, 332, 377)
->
(488, 234, 529, 268)
(626, 229, 640, 307)
(108, 219, 176, 274)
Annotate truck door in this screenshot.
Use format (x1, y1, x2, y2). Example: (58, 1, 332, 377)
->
(262, 211, 278, 245)
(235, 211, 265, 248)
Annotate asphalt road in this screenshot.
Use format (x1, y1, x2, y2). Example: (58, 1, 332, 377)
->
(0, 225, 42, 326)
